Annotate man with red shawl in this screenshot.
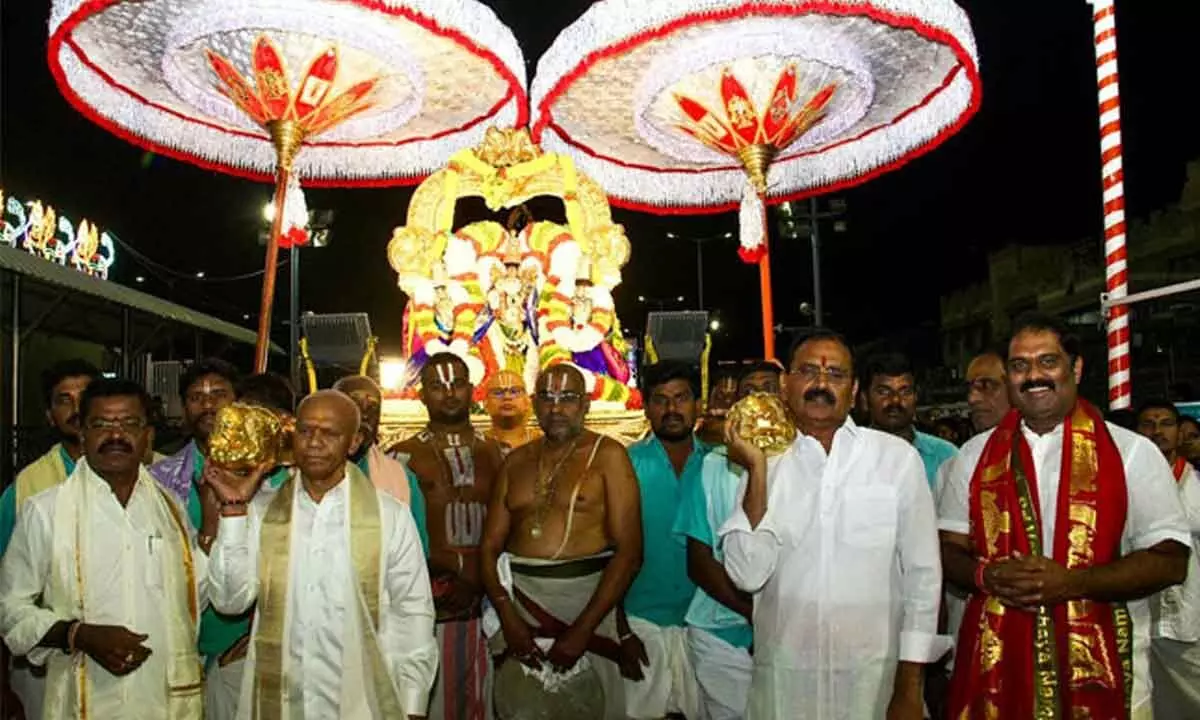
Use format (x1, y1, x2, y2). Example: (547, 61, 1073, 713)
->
(938, 313, 1190, 719)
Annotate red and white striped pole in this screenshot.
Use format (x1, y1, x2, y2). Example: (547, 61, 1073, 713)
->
(1090, 0, 1131, 409)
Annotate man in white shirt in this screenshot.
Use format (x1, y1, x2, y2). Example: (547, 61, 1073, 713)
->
(0, 378, 206, 719)
(939, 314, 1190, 719)
(1135, 399, 1200, 719)
(206, 389, 437, 719)
(719, 329, 943, 720)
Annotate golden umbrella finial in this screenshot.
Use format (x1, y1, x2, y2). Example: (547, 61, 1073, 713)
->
(736, 143, 779, 195)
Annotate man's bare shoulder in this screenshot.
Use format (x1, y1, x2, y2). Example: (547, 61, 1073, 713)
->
(389, 434, 429, 456)
(592, 433, 631, 463)
(503, 438, 541, 467)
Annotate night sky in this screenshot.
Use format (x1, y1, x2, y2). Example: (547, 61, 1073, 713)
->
(2, 1, 1197, 368)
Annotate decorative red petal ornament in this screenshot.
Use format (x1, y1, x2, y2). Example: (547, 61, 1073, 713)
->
(252, 36, 292, 121)
(719, 68, 760, 146)
(293, 47, 339, 122)
(205, 49, 269, 125)
(305, 77, 378, 137)
(762, 65, 797, 142)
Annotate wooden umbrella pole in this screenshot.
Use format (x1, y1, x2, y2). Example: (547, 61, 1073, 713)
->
(737, 144, 779, 361)
(254, 120, 304, 372)
(757, 195, 775, 360)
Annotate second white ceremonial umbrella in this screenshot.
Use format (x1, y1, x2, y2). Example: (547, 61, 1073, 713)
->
(530, 0, 981, 358)
(48, 0, 527, 370)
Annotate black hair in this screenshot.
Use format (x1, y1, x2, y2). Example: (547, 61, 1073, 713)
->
(1008, 313, 1082, 363)
(41, 359, 101, 407)
(640, 361, 701, 400)
(860, 351, 915, 388)
(1136, 399, 1180, 423)
(971, 344, 1008, 364)
(236, 372, 296, 415)
(739, 360, 784, 383)
(80, 378, 151, 423)
(1104, 408, 1138, 431)
(179, 357, 240, 400)
(786, 328, 854, 370)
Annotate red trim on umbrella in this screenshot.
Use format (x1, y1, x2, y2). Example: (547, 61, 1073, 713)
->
(47, 0, 528, 186)
(530, 0, 982, 214)
(573, 68, 980, 216)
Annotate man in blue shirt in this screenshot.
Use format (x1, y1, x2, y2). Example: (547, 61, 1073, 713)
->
(673, 360, 780, 720)
(0, 358, 99, 720)
(624, 361, 708, 719)
(860, 352, 957, 490)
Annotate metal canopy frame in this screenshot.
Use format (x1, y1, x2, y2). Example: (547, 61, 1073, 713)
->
(0, 245, 283, 488)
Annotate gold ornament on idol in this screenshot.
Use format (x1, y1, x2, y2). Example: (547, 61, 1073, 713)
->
(728, 392, 796, 456)
(530, 436, 580, 539)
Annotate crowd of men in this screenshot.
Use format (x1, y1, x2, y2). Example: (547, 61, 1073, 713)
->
(0, 309, 1197, 719)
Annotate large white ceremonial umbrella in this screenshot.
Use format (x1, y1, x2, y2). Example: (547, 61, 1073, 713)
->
(48, 0, 527, 370)
(530, 0, 981, 357)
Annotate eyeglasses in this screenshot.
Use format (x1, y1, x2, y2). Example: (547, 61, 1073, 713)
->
(535, 390, 583, 406)
(788, 364, 851, 385)
(870, 386, 915, 401)
(489, 387, 525, 400)
(85, 417, 147, 433)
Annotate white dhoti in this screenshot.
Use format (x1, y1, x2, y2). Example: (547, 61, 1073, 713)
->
(1151, 637, 1200, 720)
(622, 617, 700, 720)
(9, 661, 44, 720)
(687, 627, 752, 720)
(204, 658, 245, 720)
(488, 552, 626, 720)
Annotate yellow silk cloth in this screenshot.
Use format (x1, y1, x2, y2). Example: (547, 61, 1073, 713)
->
(15, 444, 68, 509)
(43, 464, 201, 719)
(251, 464, 402, 719)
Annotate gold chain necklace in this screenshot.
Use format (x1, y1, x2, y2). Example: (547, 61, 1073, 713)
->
(530, 437, 580, 539)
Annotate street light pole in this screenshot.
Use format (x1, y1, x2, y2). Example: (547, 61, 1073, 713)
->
(290, 247, 301, 392)
(809, 196, 824, 327)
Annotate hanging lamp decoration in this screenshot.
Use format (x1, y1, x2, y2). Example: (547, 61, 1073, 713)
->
(48, 0, 527, 371)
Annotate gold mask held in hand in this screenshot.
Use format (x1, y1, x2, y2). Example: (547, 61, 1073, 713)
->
(208, 403, 284, 471)
(728, 392, 796, 456)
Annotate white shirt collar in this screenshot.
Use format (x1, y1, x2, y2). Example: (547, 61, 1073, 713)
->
(297, 470, 350, 507)
(1019, 418, 1065, 441)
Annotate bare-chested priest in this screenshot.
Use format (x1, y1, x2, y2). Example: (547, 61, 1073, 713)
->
(391, 352, 505, 720)
(481, 364, 643, 720)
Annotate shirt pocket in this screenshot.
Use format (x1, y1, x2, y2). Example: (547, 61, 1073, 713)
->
(840, 486, 898, 550)
(143, 533, 166, 591)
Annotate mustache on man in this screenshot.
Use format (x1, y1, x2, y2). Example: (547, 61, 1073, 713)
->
(98, 439, 133, 454)
(803, 388, 837, 405)
(1020, 380, 1056, 394)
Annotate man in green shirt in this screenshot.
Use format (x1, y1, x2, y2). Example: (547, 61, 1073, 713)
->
(673, 361, 781, 720)
(188, 371, 293, 719)
(623, 361, 709, 719)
